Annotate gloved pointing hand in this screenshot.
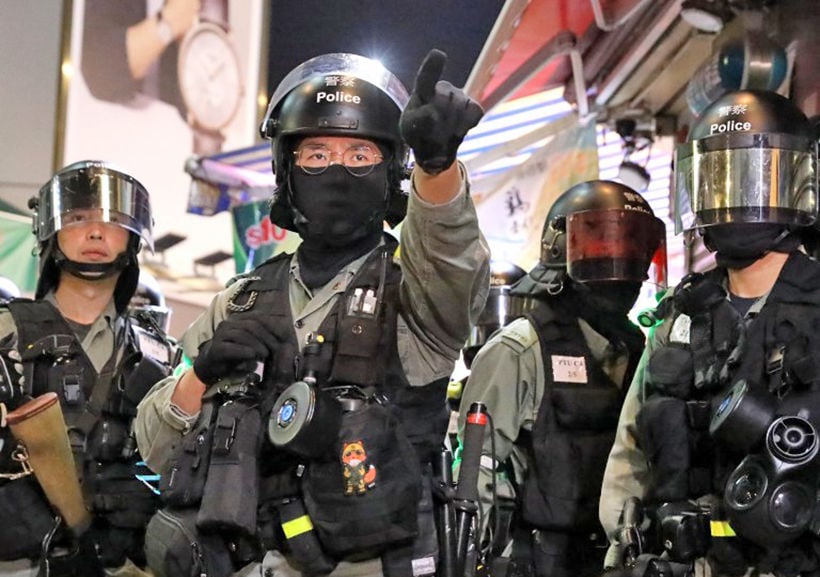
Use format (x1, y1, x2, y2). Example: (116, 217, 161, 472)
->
(399, 48, 484, 175)
(193, 313, 280, 386)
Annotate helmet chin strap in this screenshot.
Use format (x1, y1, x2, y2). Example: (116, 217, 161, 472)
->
(53, 247, 131, 281)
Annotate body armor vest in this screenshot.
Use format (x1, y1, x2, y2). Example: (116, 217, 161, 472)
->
(0, 299, 175, 565)
(636, 252, 820, 572)
(160, 239, 448, 569)
(519, 300, 641, 533)
(229, 237, 450, 464)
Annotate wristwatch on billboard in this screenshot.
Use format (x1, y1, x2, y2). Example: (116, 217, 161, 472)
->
(177, 0, 244, 155)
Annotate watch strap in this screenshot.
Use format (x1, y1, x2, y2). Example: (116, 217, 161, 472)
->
(155, 11, 174, 47)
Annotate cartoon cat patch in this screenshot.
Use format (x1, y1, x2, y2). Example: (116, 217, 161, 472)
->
(341, 440, 376, 495)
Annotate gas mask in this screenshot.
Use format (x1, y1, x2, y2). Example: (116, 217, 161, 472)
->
(710, 380, 820, 549)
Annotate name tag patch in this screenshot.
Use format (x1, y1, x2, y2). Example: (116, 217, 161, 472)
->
(551, 355, 588, 383)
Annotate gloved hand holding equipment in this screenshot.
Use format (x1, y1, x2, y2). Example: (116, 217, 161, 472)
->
(399, 49, 484, 175)
(193, 312, 280, 386)
(6, 392, 104, 577)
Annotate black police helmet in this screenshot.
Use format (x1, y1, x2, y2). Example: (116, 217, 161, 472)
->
(528, 180, 666, 290)
(675, 90, 817, 233)
(32, 160, 154, 313)
(260, 54, 411, 231)
(465, 261, 527, 350)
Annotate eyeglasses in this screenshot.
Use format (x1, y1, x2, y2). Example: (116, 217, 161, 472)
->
(293, 144, 384, 177)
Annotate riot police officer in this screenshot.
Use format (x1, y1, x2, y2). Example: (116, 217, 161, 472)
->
(135, 49, 490, 577)
(0, 160, 177, 576)
(457, 180, 666, 577)
(600, 90, 820, 577)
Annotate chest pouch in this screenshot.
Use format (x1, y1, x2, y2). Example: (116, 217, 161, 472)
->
(88, 459, 161, 530)
(114, 350, 172, 418)
(301, 396, 421, 560)
(21, 335, 87, 404)
(645, 344, 694, 399)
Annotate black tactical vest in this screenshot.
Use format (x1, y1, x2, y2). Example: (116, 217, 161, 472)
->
(0, 299, 175, 565)
(227, 239, 450, 464)
(216, 240, 449, 562)
(519, 300, 641, 533)
(636, 252, 820, 572)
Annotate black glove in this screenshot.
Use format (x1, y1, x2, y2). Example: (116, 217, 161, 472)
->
(193, 313, 280, 386)
(399, 48, 484, 175)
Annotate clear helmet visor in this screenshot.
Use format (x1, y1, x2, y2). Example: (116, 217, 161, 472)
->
(566, 208, 667, 288)
(261, 53, 409, 134)
(36, 160, 154, 251)
(674, 133, 818, 233)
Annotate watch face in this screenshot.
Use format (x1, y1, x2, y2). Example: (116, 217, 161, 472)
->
(178, 22, 244, 132)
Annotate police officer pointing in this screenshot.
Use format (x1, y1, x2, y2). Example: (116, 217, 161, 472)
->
(600, 90, 820, 577)
(135, 49, 490, 577)
(0, 161, 176, 576)
(457, 180, 665, 577)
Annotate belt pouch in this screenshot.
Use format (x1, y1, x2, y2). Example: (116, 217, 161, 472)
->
(197, 399, 261, 535)
(159, 400, 216, 508)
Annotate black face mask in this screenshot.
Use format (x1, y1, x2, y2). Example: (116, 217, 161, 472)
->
(580, 281, 642, 317)
(290, 164, 388, 289)
(704, 223, 799, 269)
(290, 164, 388, 247)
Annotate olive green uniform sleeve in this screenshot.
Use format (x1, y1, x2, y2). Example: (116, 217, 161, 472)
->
(134, 283, 242, 473)
(455, 317, 544, 536)
(399, 163, 491, 384)
(599, 318, 674, 538)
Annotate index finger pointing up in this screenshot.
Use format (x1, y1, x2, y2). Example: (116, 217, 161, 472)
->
(412, 49, 447, 103)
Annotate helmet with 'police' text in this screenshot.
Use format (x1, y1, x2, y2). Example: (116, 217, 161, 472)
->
(674, 90, 818, 233)
(260, 53, 411, 230)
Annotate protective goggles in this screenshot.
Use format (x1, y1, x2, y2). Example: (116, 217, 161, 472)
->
(566, 208, 667, 288)
(674, 132, 817, 233)
(35, 161, 153, 251)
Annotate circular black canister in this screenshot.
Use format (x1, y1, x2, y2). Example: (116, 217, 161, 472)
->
(268, 381, 343, 458)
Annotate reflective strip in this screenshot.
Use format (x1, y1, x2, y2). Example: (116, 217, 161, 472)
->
(283, 514, 314, 539)
(710, 520, 736, 537)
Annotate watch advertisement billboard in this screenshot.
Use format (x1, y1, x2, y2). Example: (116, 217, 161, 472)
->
(60, 0, 264, 291)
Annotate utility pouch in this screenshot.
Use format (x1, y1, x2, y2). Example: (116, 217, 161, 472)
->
(381, 466, 439, 577)
(88, 460, 160, 529)
(119, 353, 170, 416)
(277, 497, 337, 575)
(145, 508, 235, 577)
(160, 401, 217, 508)
(197, 398, 262, 536)
(302, 400, 421, 559)
(0, 477, 55, 560)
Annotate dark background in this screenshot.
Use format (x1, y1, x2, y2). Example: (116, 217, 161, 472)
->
(266, 1, 504, 94)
